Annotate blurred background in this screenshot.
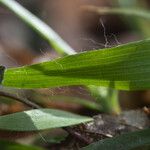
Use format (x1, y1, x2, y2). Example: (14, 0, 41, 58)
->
(0, 0, 150, 149)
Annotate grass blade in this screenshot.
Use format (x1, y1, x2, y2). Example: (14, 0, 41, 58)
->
(83, 6, 150, 20)
(0, 0, 75, 55)
(2, 39, 150, 90)
(32, 93, 101, 111)
(0, 108, 92, 131)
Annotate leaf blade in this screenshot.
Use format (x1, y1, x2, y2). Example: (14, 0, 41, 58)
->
(82, 129, 150, 150)
(2, 39, 150, 90)
(83, 6, 150, 20)
(0, 108, 92, 131)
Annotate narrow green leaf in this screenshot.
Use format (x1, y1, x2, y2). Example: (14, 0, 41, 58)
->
(32, 93, 101, 111)
(0, 139, 44, 150)
(0, 108, 92, 131)
(2, 39, 150, 90)
(82, 129, 150, 150)
(0, 0, 75, 55)
(83, 6, 150, 20)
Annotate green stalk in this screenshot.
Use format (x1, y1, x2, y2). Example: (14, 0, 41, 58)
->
(0, 0, 75, 55)
(0, 0, 120, 114)
(88, 86, 120, 114)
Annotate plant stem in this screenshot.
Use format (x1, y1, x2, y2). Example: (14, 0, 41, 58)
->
(0, 0, 75, 55)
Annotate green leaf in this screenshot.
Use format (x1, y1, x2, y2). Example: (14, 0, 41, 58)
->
(0, 139, 44, 150)
(82, 129, 150, 150)
(2, 39, 150, 90)
(83, 6, 150, 20)
(0, 0, 75, 55)
(32, 93, 101, 111)
(0, 108, 92, 131)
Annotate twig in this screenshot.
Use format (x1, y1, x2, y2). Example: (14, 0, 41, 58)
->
(64, 127, 91, 145)
(0, 91, 41, 109)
